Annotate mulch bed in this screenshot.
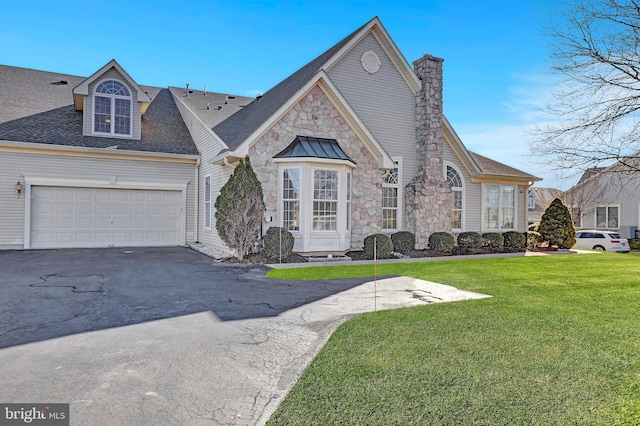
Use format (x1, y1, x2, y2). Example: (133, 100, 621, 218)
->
(222, 247, 530, 264)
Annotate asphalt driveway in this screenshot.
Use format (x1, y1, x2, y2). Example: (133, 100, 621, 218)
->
(0, 247, 487, 425)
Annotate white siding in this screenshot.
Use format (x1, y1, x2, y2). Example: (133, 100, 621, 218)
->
(0, 150, 195, 249)
(327, 33, 417, 189)
(171, 91, 231, 251)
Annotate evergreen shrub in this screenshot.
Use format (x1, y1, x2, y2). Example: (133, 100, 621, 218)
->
(457, 232, 483, 249)
(482, 232, 504, 249)
(428, 232, 454, 253)
(503, 231, 526, 248)
(363, 234, 394, 259)
(391, 231, 416, 254)
(262, 227, 294, 262)
(538, 198, 576, 249)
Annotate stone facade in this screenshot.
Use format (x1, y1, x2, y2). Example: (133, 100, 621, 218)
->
(248, 85, 382, 249)
(405, 54, 452, 248)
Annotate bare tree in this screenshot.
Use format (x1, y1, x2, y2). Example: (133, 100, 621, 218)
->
(534, 0, 640, 174)
(561, 170, 608, 226)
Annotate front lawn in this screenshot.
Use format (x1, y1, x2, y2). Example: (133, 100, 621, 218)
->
(267, 253, 640, 425)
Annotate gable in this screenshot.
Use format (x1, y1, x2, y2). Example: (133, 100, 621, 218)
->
(221, 75, 394, 170)
(72, 59, 151, 111)
(326, 32, 417, 173)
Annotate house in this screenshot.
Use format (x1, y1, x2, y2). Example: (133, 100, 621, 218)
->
(527, 187, 562, 224)
(564, 165, 640, 239)
(0, 17, 540, 254)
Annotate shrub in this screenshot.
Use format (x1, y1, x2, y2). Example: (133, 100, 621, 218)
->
(538, 198, 576, 249)
(214, 157, 265, 261)
(391, 231, 416, 254)
(363, 234, 394, 259)
(482, 232, 504, 249)
(503, 231, 526, 248)
(457, 232, 483, 249)
(525, 231, 541, 250)
(262, 227, 294, 262)
(629, 239, 640, 251)
(428, 232, 454, 253)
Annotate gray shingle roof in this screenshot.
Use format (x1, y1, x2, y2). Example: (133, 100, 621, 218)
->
(0, 65, 198, 155)
(469, 151, 540, 180)
(212, 18, 373, 151)
(168, 87, 253, 130)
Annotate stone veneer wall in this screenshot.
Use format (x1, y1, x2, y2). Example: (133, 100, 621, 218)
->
(248, 85, 382, 249)
(405, 54, 452, 248)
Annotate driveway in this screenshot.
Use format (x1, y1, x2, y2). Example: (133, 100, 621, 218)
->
(0, 247, 487, 425)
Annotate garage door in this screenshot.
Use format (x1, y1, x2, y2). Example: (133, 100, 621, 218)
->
(31, 186, 182, 249)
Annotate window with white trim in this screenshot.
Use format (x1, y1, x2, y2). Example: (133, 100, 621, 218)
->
(282, 168, 301, 231)
(313, 169, 338, 231)
(94, 80, 132, 136)
(346, 171, 352, 231)
(528, 191, 535, 210)
(382, 161, 400, 230)
(596, 205, 618, 228)
(204, 175, 211, 230)
(446, 165, 463, 230)
(484, 184, 515, 230)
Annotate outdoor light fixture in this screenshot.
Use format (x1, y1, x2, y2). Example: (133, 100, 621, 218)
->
(15, 181, 22, 196)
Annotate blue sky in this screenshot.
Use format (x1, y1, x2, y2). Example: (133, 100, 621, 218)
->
(0, 0, 565, 186)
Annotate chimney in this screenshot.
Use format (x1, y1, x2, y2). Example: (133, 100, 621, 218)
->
(404, 53, 451, 248)
(413, 54, 445, 180)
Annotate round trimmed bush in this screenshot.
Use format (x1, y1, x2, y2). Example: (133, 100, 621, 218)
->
(428, 232, 454, 253)
(504, 231, 526, 248)
(457, 232, 483, 249)
(482, 232, 504, 249)
(262, 227, 294, 261)
(525, 231, 541, 250)
(364, 233, 394, 259)
(391, 231, 416, 254)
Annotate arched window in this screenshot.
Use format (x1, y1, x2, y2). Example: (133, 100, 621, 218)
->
(94, 80, 132, 135)
(446, 165, 463, 230)
(528, 191, 535, 210)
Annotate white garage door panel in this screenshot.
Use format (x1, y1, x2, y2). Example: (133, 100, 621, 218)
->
(31, 187, 182, 249)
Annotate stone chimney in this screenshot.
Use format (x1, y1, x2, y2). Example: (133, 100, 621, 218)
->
(404, 54, 452, 248)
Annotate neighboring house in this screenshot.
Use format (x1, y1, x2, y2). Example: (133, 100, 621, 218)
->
(0, 17, 540, 254)
(527, 187, 562, 224)
(564, 165, 640, 239)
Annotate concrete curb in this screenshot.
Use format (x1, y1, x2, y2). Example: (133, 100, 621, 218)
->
(266, 250, 582, 269)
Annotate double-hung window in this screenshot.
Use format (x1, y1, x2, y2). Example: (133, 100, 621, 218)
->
(94, 80, 132, 136)
(282, 169, 301, 231)
(313, 169, 338, 231)
(484, 184, 515, 230)
(596, 205, 618, 228)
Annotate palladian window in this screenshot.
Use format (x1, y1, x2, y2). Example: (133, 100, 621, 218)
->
(94, 80, 132, 136)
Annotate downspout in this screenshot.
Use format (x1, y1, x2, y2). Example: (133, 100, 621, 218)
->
(194, 158, 200, 242)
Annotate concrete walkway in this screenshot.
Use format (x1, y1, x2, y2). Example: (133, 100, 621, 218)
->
(0, 275, 488, 426)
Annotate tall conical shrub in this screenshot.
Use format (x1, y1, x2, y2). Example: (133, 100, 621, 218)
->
(538, 197, 576, 249)
(214, 157, 265, 260)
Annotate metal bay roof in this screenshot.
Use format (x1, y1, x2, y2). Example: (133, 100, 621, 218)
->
(273, 136, 355, 163)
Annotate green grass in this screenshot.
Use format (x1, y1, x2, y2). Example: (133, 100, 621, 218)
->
(267, 253, 640, 425)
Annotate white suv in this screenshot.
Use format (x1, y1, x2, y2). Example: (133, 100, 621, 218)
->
(573, 230, 630, 252)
